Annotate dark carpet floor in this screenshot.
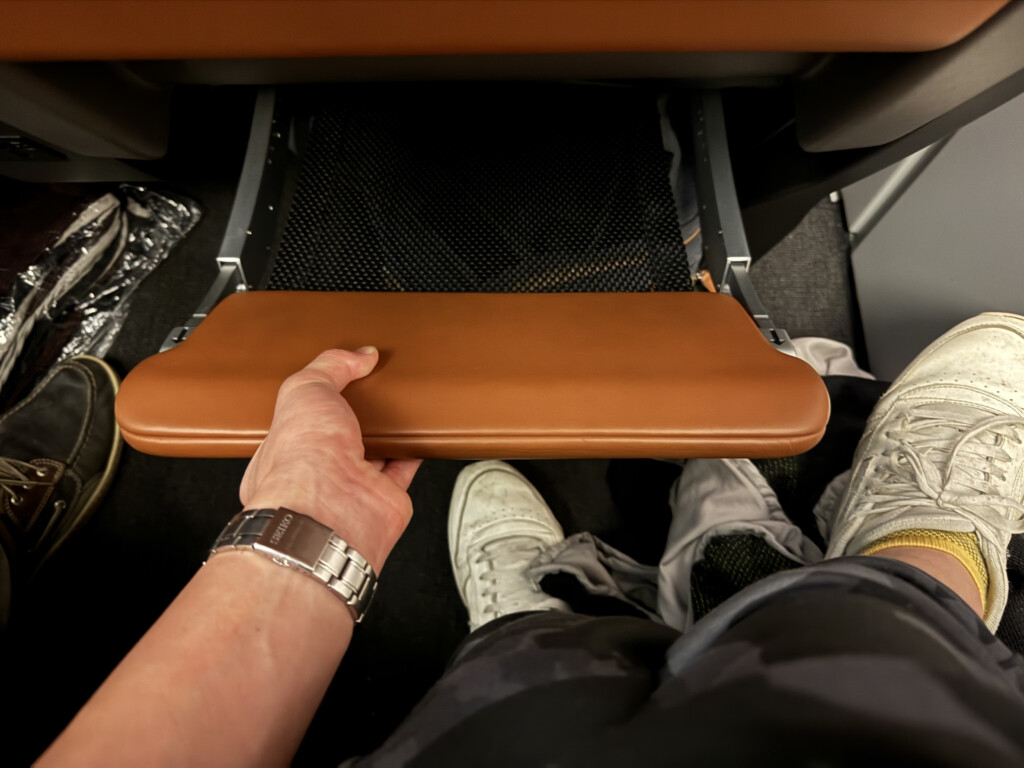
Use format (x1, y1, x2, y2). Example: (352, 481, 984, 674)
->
(0, 85, 860, 766)
(751, 196, 865, 361)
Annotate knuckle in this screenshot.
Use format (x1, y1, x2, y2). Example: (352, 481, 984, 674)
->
(380, 483, 414, 521)
(279, 370, 309, 392)
(314, 348, 349, 364)
(277, 370, 328, 399)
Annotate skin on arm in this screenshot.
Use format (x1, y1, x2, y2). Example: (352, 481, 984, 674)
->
(38, 347, 421, 767)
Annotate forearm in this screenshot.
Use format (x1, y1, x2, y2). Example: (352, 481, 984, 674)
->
(39, 348, 418, 766)
(38, 553, 354, 767)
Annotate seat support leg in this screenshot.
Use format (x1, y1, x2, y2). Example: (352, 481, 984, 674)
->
(691, 90, 794, 354)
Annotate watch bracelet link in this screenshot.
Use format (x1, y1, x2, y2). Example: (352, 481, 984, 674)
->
(208, 508, 377, 623)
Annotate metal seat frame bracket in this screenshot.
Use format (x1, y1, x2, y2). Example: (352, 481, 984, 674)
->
(691, 90, 794, 355)
(161, 87, 289, 352)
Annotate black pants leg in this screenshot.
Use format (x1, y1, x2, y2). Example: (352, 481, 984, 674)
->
(362, 557, 1024, 767)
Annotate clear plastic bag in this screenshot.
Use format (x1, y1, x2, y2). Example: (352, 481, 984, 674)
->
(0, 185, 200, 403)
(58, 186, 201, 359)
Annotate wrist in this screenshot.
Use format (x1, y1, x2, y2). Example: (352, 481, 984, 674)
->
(203, 547, 357, 629)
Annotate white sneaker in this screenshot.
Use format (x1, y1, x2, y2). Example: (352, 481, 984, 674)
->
(449, 461, 570, 631)
(823, 313, 1024, 631)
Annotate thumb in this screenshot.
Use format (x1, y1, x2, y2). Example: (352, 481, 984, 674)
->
(302, 346, 379, 391)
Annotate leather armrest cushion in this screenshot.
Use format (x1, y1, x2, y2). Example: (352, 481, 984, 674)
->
(115, 291, 830, 459)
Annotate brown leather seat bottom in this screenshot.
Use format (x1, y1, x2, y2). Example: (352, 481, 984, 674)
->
(115, 291, 830, 459)
(2, 1, 1008, 60)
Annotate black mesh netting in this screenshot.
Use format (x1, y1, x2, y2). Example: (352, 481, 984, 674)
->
(690, 534, 804, 623)
(268, 85, 692, 293)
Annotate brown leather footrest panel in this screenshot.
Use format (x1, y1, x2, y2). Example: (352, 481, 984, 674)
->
(115, 291, 830, 459)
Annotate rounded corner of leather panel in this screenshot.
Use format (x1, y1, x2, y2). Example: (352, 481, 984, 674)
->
(113, 377, 150, 441)
(118, 429, 262, 458)
(118, 426, 168, 457)
(761, 356, 831, 452)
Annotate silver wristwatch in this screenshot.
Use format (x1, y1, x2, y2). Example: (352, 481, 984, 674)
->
(208, 508, 377, 623)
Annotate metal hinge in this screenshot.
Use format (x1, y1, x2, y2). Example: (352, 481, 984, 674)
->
(720, 258, 794, 355)
(160, 259, 248, 352)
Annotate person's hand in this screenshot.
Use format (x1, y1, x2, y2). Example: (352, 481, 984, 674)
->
(239, 347, 421, 572)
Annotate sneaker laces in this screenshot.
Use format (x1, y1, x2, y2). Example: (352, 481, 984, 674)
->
(471, 536, 549, 616)
(853, 403, 1024, 537)
(0, 457, 54, 506)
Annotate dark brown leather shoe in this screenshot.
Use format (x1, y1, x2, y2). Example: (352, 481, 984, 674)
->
(0, 355, 122, 621)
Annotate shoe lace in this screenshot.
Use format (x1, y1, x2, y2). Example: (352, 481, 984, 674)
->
(472, 536, 548, 615)
(0, 457, 54, 506)
(852, 403, 1024, 537)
